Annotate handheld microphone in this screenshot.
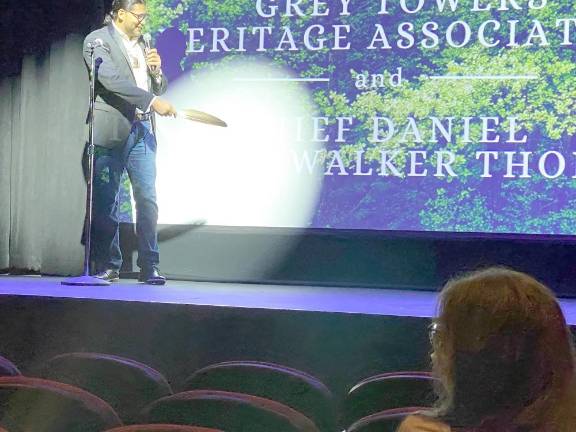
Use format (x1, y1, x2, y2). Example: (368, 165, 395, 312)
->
(142, 33, 152, 50)
(142, 33, 158, 74)
(87, 38, 110, 53)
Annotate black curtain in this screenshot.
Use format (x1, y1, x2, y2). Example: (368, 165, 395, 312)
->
(0, 0, 105, 274)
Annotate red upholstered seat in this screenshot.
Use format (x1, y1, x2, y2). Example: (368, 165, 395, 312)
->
(346, 406, 428, 432)
(183, 360, 334, 432)
(39, 352, 172, 423)
(142, 389, 320, 432)
(344, 371, 437, 427)
(0, 376, 122, 432)
(105, 425, 222, 432)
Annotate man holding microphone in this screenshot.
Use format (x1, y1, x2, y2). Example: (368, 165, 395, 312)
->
(84, 0, 175, 285)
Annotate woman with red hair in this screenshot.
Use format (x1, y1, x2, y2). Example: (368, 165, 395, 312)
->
(399, 267, 576, 432)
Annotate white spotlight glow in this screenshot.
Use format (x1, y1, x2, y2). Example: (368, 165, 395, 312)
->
(155, 58, 324, 227)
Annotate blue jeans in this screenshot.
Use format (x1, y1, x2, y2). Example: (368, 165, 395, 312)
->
(91, 120, 159, 271)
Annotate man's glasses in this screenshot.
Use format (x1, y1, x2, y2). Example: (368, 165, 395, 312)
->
(125, 10, 148, 23)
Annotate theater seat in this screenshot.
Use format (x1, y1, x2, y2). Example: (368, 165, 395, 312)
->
(142, 389, 320, 432)
(183, 361, 335, 432)
(0, 355, 20, 377)
(346, 407, 427, 432)
(0, 376, 122, 432)
(39, 352, 173, 423)
(344, 371, 436, 427)
(105, 425, 222, 432)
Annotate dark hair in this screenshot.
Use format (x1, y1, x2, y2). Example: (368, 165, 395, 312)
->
(430, 267, 576, 432)
(103, 0, 146, 24)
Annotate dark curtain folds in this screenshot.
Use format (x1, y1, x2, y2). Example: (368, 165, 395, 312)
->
(1, 36, 87, 274)
(0, 78, 14, 270)
(0, 0, 105, 275)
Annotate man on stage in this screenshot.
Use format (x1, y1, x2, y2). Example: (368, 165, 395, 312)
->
(83, 0, 176, 284)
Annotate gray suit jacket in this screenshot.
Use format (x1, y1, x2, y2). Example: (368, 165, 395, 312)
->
(83, 24, 168, 148)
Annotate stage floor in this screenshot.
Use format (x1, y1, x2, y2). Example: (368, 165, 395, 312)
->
(2, 275, 576, 325)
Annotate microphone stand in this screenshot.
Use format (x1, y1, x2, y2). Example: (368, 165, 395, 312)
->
(62, 46, 110, 286)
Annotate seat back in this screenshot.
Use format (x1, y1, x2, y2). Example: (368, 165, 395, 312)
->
(183, 361, 334, 431)
(0, 356, 20, 377)
(344, 372, 437, 427)
(142, 389, 320, 432)
(0, 376, 122, 432)
(105, 425, 222, 432)
(347, 407, 427, 432)
(40, 352, 172, 423)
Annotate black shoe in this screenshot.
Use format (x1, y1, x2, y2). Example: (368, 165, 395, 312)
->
(93, 269, 120, 282)
(138, 267, 166, 285)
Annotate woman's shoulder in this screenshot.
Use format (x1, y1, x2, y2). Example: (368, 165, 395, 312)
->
(397, 414, 452, 432)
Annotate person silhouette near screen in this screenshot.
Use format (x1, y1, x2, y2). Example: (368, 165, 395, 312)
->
(83, 0, 177, 285)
